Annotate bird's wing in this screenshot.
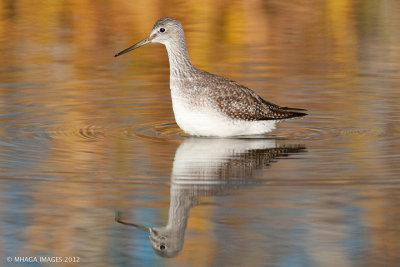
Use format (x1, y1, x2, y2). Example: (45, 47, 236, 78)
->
(206, 78, 307, 121)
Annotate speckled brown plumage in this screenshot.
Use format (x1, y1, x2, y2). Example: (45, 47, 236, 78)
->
(195, 69, 307, 121)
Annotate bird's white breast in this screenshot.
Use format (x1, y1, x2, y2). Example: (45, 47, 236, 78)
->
(170, 91, 276, 137)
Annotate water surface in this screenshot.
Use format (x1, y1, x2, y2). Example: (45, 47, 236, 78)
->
(1, 1, 400, 266)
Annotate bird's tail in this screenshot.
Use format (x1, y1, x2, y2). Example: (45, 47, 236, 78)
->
(273, 106, 308, 119)
(280, 107, 307, 112)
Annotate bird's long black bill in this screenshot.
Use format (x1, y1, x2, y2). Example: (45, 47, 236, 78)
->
(114, 37, 151, 57)
(115, 211, 151, 232)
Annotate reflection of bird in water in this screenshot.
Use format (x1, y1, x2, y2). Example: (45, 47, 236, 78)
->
(116, 138, 306, 257)
(115, 17, 307, 137)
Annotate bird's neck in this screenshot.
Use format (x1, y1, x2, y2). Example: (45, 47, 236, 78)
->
(165, 186, 194, 231)
(165, 39, 194, 78)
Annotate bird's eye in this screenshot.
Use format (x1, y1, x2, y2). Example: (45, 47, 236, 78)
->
(160, 244, 166, 250)
(159, 28, 165, 33)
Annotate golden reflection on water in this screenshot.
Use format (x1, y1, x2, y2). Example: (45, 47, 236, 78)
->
(1, 0, 400, 266)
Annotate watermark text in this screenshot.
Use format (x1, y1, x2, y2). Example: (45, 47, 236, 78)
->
(7, 256, 80, 263)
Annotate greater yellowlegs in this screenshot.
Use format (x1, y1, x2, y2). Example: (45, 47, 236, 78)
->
(115, 17, 307, 137)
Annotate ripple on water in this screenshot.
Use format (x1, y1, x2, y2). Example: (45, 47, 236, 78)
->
(33, 125, 107, 141)
(55, 120, 394, 143)
(33, 122, 186, 143)
(4, 117, 396, 149)
(276, 114, 397, 141)
(123, 122, 187, 142)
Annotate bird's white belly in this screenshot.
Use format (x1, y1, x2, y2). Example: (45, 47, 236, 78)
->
(171, 96, 276, 137)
